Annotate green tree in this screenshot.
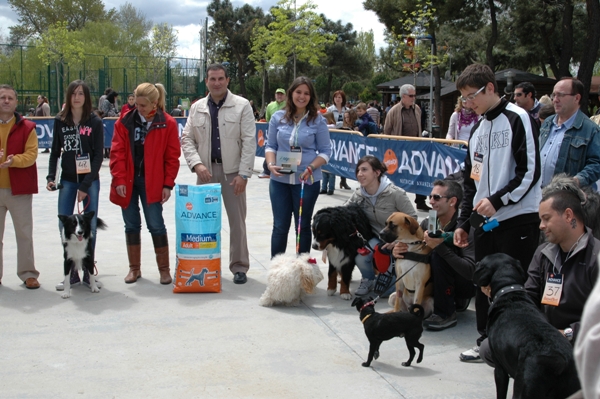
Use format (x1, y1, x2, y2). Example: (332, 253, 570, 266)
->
(148, 23, 178, 82)
(8, 0, 114, 39)
(252, 0, 335, 78)
(319, 16, 370, 101)
(207, 0, 265, 97)
(356, 30, 377, 71)
(37, 21, 84, 107)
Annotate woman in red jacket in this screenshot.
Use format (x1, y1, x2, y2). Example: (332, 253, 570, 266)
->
(109, 83, 180, 285)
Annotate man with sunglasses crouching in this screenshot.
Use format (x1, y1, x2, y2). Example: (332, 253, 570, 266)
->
(393, 179, 476, 330)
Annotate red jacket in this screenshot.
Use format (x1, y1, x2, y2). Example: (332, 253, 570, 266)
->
(109, 108, 180, 208)
(7, 113, 38, 195)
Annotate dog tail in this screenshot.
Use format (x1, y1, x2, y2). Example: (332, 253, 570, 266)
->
(408, 304, 425, 318)
(96, 218, 108, 230)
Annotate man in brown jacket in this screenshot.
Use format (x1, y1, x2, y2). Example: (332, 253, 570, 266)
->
(383, 84, 429, 210)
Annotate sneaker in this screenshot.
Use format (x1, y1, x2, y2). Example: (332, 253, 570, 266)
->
(355, 278, 374, 296)
(55, 271, 81, 291)
(459, 345, 483, 362)
(258, 173, 270, 179)
(455, 297, 471, 312)
(416, 202, 432, 211)
(423, 312, 457, 330)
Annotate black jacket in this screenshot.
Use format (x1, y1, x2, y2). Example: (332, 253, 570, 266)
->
(47, 113, 104, 193)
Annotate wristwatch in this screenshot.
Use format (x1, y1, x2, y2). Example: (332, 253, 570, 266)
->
(239, 175, 248, 180)
(564, 328, 573, 341)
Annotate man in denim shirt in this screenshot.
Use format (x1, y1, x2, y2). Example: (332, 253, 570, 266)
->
(539, 78, 600, 188)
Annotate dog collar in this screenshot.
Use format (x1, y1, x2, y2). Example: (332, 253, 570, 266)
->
(360, 300, 375, 311)
(361, 314, 372, 324)
(492, 284, 525, 302)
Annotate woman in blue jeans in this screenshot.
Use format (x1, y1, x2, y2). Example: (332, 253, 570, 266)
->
(345, 155, 418, 296)
(265, 76, 332, 257)
(47, 80, 104, 290)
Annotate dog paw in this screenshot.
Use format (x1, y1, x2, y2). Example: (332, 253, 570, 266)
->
(401, 361, 411, 367)
(361, 362, 371, 367)
(91, 286, 100, 293)
(61, 291, 71, 299)
(340, 293, 352, 300)
(327, 289, 336, 296)
(374, 351, 379, 360)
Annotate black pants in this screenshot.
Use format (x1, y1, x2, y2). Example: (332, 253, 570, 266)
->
(415, 194, 428, 205)
(430, 251, 476, 318)
(473, 217, 540, 344)
(262, 159, 270, 175)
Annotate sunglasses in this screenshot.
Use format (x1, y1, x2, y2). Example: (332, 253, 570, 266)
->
(514, 92, 524, 97)
(429, 194, 449, 201)
(404, 94, 416, 98)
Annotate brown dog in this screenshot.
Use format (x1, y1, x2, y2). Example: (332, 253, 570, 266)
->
(380, 212, 433, 315)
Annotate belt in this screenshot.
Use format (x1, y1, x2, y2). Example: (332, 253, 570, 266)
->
(211, 158, 222, 164)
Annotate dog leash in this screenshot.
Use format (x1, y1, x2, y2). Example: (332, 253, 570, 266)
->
(296, 179, 305, 254)
(77, 199, 90, 214)
(368, 261, 421, 305)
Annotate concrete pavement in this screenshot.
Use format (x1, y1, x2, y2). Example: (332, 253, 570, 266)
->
(0, 153, 497, 398)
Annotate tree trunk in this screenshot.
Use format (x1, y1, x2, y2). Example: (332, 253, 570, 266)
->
(540, 24, 560, 78)
(577, 0, 600, 114)
(236, 55, 247, 97)
(260, 62, 270, 117)
(326, 72, 333, 104)
(486, 0, 498, 70)
(557, 0, 574, 78)
(431, 31, 441, 138)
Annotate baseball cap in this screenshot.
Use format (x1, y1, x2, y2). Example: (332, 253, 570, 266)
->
(275, 88, 285, 94)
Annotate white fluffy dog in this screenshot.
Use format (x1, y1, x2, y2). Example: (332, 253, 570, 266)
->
(259, 254, 324, 306)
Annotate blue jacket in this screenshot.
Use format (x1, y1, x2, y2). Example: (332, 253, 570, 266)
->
(539, 110, 600, 187)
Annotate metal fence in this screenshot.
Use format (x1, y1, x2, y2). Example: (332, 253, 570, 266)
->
(0, 44, 207, 115)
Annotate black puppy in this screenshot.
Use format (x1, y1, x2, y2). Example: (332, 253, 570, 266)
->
(352, 296, 424, 367)
(474, 253, 580, 399)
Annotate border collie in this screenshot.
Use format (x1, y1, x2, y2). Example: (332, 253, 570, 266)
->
(58, 211, 107, 299)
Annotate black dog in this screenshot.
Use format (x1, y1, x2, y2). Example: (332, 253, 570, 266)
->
(58, 211, 107, 299)
(474, 253, 581, 399)
(352, 296, 425, 367)
(312, 203, 374, 299)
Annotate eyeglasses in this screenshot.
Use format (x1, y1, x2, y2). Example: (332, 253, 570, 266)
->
(550, 92, 575, 101)
(514, 92, 524, 97)
(460, 86, 485, 103)
(429, 194, 449, 201)
(404, 94, 416, 98)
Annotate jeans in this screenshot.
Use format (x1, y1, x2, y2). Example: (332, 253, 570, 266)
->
(122, 175, 167, 236)
(355, 237, 382, 280)
(269, 179, 320, 257)
(58, 179, 100, 252)
(321, 172, 335, 192)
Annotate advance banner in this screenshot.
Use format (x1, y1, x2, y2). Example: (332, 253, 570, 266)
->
(324, 132, 467, 196)
(33, 117, 465, 195)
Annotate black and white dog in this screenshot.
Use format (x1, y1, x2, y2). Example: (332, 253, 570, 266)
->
(312, 203, 374, 299)
(58, 211, 107, 299)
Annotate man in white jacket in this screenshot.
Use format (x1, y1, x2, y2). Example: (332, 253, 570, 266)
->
(181, 64, 256, 285)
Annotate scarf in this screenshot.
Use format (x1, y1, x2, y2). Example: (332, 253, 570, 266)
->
(458, 108, 479, 129)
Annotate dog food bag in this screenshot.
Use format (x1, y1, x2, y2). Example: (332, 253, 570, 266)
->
(173, 184, 222, 293)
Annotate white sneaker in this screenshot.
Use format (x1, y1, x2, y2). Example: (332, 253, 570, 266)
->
(355, 278, 374, 296)
(459, 345, 483, 362)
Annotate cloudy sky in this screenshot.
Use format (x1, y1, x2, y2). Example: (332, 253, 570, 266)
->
(0, 0, 387, 58)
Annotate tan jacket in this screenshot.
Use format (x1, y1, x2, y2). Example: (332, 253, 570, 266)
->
(181, 90, 256, 177)
(383, 102, 421, 136)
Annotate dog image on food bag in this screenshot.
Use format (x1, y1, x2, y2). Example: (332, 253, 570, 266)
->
(352, 296, 425, 367)
(259, 254, 324, 307)
(379, 212, 433, 315)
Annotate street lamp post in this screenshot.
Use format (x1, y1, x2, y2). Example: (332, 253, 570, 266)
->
(417, 35, 435, 133)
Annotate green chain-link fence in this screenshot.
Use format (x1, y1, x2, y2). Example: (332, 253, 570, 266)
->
(0, 44, 207, 114)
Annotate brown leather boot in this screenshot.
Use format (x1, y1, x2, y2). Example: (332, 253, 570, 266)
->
(152, 234, 172, 285)
(124, 233, 142, 283)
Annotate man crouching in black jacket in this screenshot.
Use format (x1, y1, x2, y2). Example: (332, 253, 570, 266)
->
(394, 179, 476, 330)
